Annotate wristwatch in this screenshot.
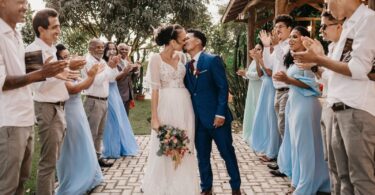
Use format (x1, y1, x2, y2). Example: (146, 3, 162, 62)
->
(311, 65, 318, 73)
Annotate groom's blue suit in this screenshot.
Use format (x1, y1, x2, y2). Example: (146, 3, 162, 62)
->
(184, 51, 241, 191)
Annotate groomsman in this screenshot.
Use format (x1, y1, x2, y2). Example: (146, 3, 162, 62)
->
(293, 0, 375, 194)
(82, 39, 119, 167)
(26, 8, 85, 195)
(0, 2, 66, 195)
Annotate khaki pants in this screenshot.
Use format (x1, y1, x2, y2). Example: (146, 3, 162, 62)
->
(332, 108, 375, 195)
(274, 90, 288, 138)
(35, 102, 66, 195)
(0, 126, 33, 195)
(321, 102, 340, 195)
(84, 97, 108, 157)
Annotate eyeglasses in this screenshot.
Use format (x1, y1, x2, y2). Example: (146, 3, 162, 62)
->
(320, 23, 339, 31)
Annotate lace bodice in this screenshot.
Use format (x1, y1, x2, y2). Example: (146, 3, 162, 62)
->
(159, 61, 186, 88)
(146, 53, 187, 89)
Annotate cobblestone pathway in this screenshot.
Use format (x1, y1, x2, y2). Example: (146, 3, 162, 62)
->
(91, 134, 290, 195)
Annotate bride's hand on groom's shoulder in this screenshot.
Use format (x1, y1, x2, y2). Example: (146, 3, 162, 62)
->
(151, 117, 160, 132)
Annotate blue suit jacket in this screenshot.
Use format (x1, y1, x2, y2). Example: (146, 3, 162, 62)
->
(184, 52, 233, 129)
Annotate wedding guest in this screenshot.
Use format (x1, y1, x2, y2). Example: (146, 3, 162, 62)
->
(55, 44, 103, 195)
(293, 0, 375, 193)
(247, 43, 280, 162)
(26, 8, 84, 195)
(82, 39, 120, 167)
(274, 26, 330, 194)
(236, 44, 262, 142)
(0, 2, 66, 195)
(102, 42, 138, 158)
(260, 15, 294, 177)
(116, 43, 139, 114)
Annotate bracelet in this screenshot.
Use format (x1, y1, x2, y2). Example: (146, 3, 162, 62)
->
(311, 65, 318, 73)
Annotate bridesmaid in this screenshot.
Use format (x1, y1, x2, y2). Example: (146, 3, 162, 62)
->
(248, 42, 281, 162)
(56, 44, 103, 195)
(236, 44, 262, 142)
(102, 42, 139, 158)
(274, 26, 330, 194)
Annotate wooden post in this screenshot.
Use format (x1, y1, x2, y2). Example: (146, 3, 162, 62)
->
(247, 8, 256, 65)
(369, 0, 375, 10)
(275, 0, 289, 15)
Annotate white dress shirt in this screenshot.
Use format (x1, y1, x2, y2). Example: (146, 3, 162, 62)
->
(263, 39, 290, 89)
(26, 38, 69, 102)
(326, 4, 375, 116)
(81, 54, 119, 98)
(0, 19, 34, 127)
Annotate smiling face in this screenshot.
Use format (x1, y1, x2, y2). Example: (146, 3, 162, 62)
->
(320, 16, 342, 42)
(0, 0, 28, 27)
(288, 29, 305, 52)
(169, 29, 187, 52)
(39, 16, 61, 45)
(274, 21, 292, 41)
(89, 40, 105, 60)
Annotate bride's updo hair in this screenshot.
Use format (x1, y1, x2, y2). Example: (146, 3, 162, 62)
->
(154, 24, 184, 46)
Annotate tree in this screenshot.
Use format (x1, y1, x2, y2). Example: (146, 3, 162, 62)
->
(21, 4, 35, 45)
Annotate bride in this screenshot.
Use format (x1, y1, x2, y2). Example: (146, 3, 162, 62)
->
(142, 24, 200, 195)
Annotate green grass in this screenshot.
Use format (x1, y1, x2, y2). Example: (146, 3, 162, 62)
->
(25, 99, 151, 194)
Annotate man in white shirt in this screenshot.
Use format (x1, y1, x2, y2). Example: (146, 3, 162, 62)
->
(293, 0, 375, 194)
(82, 39, 119, 167)
(0, 2, 67, 195)
(26, 8, 84, 195)
(260, 14, 294, 176)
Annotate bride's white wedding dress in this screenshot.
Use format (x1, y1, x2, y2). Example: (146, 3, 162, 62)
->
(142, 53, 199, 195)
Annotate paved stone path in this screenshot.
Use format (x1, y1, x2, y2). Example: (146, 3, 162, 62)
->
(90, 134, 290, 195)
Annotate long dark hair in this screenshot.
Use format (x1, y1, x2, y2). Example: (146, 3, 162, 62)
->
(283, 26, 310, 68)
(103, 42, 117, 62)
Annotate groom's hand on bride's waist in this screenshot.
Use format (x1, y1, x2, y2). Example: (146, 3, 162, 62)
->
(213, 116, 225, 128)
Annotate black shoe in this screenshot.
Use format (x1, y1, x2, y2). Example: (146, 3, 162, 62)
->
(267, 163, 279, 170)
(270, 170, 286, 177)
(98, 158, 113, 167)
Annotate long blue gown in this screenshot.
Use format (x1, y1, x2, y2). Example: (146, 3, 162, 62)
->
(249, 70, 281, 159)
(56, 94, 103, 195)
(242, 61, 262, 142)
(286, 65, 330, 194)
(102, 82, 139, 158)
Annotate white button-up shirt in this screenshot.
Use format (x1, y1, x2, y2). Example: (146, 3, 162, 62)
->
(26, 38, 69, 103)
(0, 19, 34, 127)
(263, 39, 290, 89)
(326, 4, 375, 116)
(81, 54, 118, 98)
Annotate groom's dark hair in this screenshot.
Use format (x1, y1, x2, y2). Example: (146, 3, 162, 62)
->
(187, 29, 207, 47)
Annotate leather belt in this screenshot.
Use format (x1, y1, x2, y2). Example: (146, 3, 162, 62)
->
(331, 102, 352, 112)
(87, 95, 108, 101)
(277, 87, 289, 92)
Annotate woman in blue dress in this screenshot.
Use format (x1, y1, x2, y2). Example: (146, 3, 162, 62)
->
(236, 44, 263, 142)
(248, 42, 281, 162)
(56, 44, 103, 195)
(274, 26, 330, 194)
(102, 42, 139, 158)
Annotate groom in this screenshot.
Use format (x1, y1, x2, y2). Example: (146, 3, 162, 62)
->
(184, 29, 241, 195)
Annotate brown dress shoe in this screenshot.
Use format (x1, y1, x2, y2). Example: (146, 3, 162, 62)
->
(200, 188, 213, 195)
(232, 189, 241, 195)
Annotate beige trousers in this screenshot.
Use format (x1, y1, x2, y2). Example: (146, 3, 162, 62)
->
(83, 97, 108, 157)
(332, 108, 375, 195)
(274, 90, 288, 138)
(34, 102, 66, 195)
(0, 126, 33, 195)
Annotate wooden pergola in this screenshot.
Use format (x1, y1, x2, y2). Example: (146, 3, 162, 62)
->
(221, 0, 374, 53)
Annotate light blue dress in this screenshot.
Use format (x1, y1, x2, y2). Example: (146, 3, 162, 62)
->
(102, 82, 139, 158)
(242, 61, 262, 142)
(286, 65, 330, 194)
(249, 69, 281, 159)
(56, 94, 103, 195)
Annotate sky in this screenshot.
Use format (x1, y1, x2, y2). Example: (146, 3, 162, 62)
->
(29, 0, 229, 24)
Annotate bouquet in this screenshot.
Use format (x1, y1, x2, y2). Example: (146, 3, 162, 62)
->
(156, 125, 191, 169)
